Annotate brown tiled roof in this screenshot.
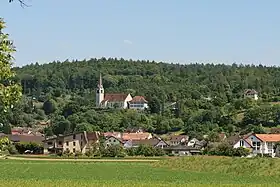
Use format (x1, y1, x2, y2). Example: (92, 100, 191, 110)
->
(101, 93, 129, 104)
(9, 134, 44, 144)
(227, 135, 242, 145)
(129, 96, 148, 103)
(122, 133, 151, 141)
(170, 135, 188, 142)
(87, 132, 99, 141)
(132, 138, 160, 146)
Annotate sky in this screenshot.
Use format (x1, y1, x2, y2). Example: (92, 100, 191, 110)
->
(1, 0, 280, 67)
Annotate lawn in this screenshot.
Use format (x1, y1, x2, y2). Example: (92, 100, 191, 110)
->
(0, 157, 279, 187)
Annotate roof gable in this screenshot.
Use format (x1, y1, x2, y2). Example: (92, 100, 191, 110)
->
(106, 136, 124, 144)
(129, 96, 148, 103)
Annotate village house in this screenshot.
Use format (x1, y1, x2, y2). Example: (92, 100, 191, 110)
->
(233, 133, 280, 157)
(104, 136, 124, 147)
(187, 138, 199, 147)
(169, 135, 189, 146)
(43, 131, 99, 154)
(128, 96, 148, 110)
(244, 89, 258, 100)
(11, 127, 40, 135)
(124, 138, 168, 149)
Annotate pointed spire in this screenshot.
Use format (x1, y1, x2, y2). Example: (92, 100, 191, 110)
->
(98, 73, 103, 88)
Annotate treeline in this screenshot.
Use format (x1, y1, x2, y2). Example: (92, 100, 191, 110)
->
(1, 58, 280, 137)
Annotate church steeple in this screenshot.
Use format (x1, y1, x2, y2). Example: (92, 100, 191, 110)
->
(98, 73, 103, 88)
(96, 73, 104, 107)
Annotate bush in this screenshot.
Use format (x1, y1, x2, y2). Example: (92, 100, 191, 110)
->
(6, 145, 18, 155)
(75, 151, 83, 157)
(204, 142, 250, 157)
(15, 142, 43, 154)
(126, 145, 166, 157)
(103, 145, 126, 157)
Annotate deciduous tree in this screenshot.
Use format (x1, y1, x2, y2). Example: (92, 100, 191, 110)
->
(0, 19, 22, 118)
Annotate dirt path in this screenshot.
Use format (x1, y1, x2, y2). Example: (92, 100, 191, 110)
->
(5, 156, 160, 162)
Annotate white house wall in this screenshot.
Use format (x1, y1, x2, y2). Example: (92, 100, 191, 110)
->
(233, 139, 251, 149)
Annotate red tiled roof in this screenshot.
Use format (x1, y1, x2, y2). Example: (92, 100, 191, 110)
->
(122, 133, 151, 141)
(129, 96, 148, 103)
(101, 93, 129, 104)
(255, 134, 280, 142)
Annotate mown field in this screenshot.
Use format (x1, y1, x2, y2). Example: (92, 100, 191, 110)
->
(0, 156, 280, 187)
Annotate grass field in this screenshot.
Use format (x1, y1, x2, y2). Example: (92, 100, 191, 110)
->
(0, 156, 280, 187)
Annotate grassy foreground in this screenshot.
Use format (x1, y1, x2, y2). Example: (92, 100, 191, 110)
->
(0, 157, 280, 187)
(153, 156, 280, 176)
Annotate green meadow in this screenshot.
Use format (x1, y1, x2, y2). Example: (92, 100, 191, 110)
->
(0, 156, 279, 187)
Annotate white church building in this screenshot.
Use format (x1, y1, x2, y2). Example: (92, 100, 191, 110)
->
(96, 74, 148, 110)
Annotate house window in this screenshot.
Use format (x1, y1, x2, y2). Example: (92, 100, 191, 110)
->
(66, 141, 69, 146)
(240, 140, 244, 147)
(58, 141, 62, 145)
(81, 141, 83, 146)
(252, 141, 261, 150)
(113, 139, 116, 142)
(267, 142, 273, 150)
(73, 142, 76, 146)
(73, 134, 76, 139)
(47, 142, 52, 145)
(81, 135, 83, 139)
(73, 148, 76, 153)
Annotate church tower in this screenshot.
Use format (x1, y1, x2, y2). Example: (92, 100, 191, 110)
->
(96, 73, 104, 107)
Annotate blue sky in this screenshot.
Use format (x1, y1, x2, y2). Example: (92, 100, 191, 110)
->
(1, 0, 280, 67)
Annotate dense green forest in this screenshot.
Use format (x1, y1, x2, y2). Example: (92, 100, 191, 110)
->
(2, 57, 280, 139)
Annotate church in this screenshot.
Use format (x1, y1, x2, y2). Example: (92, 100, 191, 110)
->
(96, 74, 148, 110)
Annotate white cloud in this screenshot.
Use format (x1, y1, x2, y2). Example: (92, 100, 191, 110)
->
(123, 39, 133, 45)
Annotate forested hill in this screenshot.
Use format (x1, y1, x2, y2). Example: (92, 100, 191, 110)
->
(13, 58, 280, 102)
(3, 58, 280, 138)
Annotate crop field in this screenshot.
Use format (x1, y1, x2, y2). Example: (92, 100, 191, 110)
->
(0, 157, 280, 187)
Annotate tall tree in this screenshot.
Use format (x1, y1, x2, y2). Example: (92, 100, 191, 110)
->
(0, 19, 22, 119)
